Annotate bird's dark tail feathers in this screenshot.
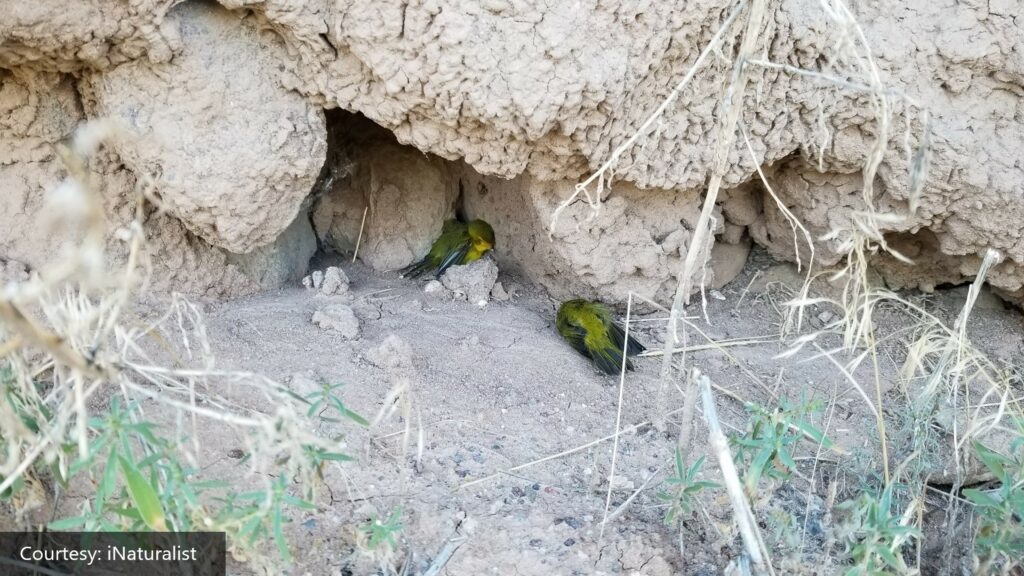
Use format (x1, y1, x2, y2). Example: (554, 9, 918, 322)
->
(610, 323, 646, 357)
(592, 348, 635, 375)
(399, 258, 432, 279)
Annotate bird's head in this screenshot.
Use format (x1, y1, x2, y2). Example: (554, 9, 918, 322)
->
(468, 219, 496, 253)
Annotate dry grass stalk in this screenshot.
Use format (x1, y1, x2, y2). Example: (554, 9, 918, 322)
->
(599, 292, 636, 540)
(699, 369, 773, 575)
(655, 0, 768, 435)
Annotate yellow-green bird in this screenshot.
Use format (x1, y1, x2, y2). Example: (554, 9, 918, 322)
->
(399, 219, 496, 279)
(556, 299, 646, 375)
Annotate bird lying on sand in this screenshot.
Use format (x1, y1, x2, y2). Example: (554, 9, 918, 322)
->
(399, 219, 496, 279)
(556, 299, 646, 375)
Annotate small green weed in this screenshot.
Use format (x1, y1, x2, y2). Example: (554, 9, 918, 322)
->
(836, 484, 920, 575)
(361, 507, 404, 552)
(730, 394, 831, 497)
(658, 449, 718, 526)
(964, 435, 1024, 573)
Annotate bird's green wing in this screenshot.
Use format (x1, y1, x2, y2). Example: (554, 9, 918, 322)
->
(435, 242, 471, 278)
(557, 302, 593, 359)
(583, 304, 636, 374)
(400, 220, 468, 278)
(559, 300, 643, 375)
(558, 320, 591, 359)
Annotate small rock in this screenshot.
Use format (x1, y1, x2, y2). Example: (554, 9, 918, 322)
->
(441, 257, 498, 304)
(817, 310, 835, 324)
(529, 538, 542, 548)
(366, 335, 414, 374)
(563, 538, 575, 547)
(303, 266, 350, 295)
(320, 266, 350, 295)
(423, 279, 447, 299)
(311, 304, 360, 339)
(490, 281, 510, 301)
(710, 238, 751, 289)
(227, 448, 244, 459)
(562, 516, 581, 529)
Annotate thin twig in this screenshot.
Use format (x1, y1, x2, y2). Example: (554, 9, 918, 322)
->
(422, 536, 467, 576)
(353, 206, 369, 263)
(459, 407, 689, 490)
(657, 0, 767, 432)
(600, 293, 635, 541)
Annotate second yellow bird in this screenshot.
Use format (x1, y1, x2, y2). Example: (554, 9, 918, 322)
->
(556, 299, 646, 375)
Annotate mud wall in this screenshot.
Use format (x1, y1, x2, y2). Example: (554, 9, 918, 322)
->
(1, 0, 1021, 302)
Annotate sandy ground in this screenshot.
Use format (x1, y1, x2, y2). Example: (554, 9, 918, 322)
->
(45, 248, 1024, 575)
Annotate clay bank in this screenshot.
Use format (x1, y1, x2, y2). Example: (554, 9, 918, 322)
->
(1, 0, 1022, 302)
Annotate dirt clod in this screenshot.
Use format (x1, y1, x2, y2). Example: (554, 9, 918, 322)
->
(311, 304, 360, 339)
(304, 266, 350, 296)
(440, 257, 499, 306)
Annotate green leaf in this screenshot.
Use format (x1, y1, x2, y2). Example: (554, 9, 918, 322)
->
(118, 456, 167, 531)
(97, 452, 120, 508)
(272, 505, 291, 562)
(971, 443, 1007, 480)
(340, 407, 369, 426)
(876, 546, 901, 569)
(239, 515, 263, 542)
(963, 488, 1001, 509)
(283, 495, 317, 510)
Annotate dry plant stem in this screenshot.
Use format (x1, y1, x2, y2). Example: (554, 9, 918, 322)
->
(867, 322, 890, 484)
(746, 59, 922, 108)
(699, 373, 772, 575)
(601, 465, 663, 528)
(458, 405, 691, 490)
(0, 300, 105, 380)
(638, 335, 777, 357)
(938, 249, 1001, 570)
(353, 206, 369, 264)
(656, 0, 767, 431)
(422, 536, 466, 576)
(800, 380, 838, 551)
(739, 122, 814, 274)
(599, 293, 634, 541)
(673, 368, 701, 463)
